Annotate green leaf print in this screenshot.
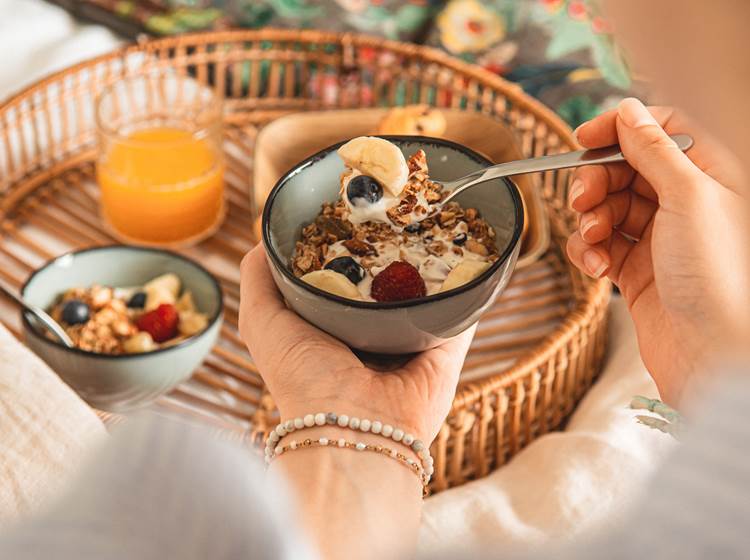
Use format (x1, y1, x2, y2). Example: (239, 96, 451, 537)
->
(395, 4, 429, 33)
(268, 0, 324, 20)
(546, 18, 595, 59)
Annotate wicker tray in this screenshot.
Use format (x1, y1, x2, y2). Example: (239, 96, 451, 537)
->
(0, 30, 610, 494)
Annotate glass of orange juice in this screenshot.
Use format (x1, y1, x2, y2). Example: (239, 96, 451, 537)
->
(96, 74, 224, 247)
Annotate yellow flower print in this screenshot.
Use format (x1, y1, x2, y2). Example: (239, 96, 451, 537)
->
(438, 0, 505, 54)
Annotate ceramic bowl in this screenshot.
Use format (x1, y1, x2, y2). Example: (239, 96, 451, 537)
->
(21, 246, 223, 412)
(262, 136, 524, 355)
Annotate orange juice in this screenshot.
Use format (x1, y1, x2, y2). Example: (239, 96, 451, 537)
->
(97, 126, 224, 246)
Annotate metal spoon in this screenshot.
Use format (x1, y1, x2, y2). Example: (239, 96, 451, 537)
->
(434, 134, 694, 209)
(0, 280, 74, 347)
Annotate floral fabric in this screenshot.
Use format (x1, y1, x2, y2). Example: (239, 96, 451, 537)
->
(52, 0, 643, 128)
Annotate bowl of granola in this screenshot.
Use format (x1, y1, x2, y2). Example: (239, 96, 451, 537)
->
(20, 246, 223, 411)
(262, 135, 524, 354)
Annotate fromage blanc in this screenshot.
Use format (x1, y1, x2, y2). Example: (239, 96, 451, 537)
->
(292, 137, 499, 302)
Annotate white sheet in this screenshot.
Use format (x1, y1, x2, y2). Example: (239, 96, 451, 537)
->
(419, 298, 676, 551)
(0, 1, 675, 548)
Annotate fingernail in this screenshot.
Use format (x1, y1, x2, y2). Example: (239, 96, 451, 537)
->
(583, 250, 608, 278)
(618, 97, 657, 128)
(573, 123, 585, 142)
(580, 212, 598, 238)
(568, 179, 585, 208)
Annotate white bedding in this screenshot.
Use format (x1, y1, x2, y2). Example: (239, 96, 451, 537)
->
(0, 1, 675, 548)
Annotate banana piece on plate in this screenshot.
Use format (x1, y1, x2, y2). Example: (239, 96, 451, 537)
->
(378, 105, 447, 137)
(301, 269, 361, 300)
(337, 136, 409, 197)
(440, 261, 491, 292)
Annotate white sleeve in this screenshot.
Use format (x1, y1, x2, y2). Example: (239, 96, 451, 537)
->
(0, 414, 317, 560)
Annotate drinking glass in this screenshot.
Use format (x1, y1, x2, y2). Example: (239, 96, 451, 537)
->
(96, 74, 224, 247)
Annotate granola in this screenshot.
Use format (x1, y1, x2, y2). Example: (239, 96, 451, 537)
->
(48, 273, 209, 354)
(292, 137, 499, 302)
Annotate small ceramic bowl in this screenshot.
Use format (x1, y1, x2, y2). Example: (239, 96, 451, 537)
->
(21, 246, 223, 412)
(262, 136, 524, 355)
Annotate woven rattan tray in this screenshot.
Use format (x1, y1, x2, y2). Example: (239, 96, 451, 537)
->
(0, 30, 610, 494)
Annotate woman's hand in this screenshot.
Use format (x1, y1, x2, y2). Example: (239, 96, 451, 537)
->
(239, 245, 473, 443)
(568, 97, 749, 405)
(238, 245, 474, 560)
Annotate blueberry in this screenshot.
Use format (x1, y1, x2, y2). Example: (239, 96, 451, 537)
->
(127, 291, 147, 309)
(61, 299, 90, 325)
(404, 223, 421, 234)
(325, 256, 365, 284)
(452, 233, 467, 246)
(346, 175, 383, 205)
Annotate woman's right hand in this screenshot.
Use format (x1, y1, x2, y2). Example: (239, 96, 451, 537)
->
(568, 98, 749, 405)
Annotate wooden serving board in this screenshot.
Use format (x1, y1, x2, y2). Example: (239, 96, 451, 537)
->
(252, 109, 550, 269)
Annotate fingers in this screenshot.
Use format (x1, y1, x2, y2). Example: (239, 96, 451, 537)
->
(614, 98, 704, 201)
(566, 231, 611, 279)
(578, 190, 658, 244)
(239, 246, 343, 375)
(569, 162, 635, 211)
(575, 105, 676, 149)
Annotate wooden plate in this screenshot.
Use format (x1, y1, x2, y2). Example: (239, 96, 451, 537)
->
(252, 109, 550, 268)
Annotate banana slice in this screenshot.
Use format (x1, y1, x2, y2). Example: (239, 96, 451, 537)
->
(144, 273, 181, 298)
(301, 269, 361, 300)
(176, 291, 196, 313)
(178, 310, 209, 336)
(337, 136, 409, 197)
(440, 261, 491, 292)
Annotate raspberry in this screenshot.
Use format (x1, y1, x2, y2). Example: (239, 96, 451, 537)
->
(371, 261, 426, 302)
(135, 303, 179, 343)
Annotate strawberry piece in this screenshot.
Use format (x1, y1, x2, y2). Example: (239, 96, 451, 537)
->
(371, 261, 426, 302)
(136, 303, 179, 343)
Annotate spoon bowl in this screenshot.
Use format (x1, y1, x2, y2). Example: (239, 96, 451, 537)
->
(0, 280, 73, 347)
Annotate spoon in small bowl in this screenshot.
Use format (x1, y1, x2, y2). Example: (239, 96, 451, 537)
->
(431, 133, 694, 211)
(0, 280, 74, 347)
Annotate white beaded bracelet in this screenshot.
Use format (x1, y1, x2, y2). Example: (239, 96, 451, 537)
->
(264, 412, 434, 481)
(267, 436, 430, 495)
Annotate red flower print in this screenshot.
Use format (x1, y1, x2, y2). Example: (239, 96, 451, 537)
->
(568, 0, 587, 20)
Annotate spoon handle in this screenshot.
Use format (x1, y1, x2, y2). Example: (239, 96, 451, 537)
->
(0, 280, 74, 347)
(442, 133, 694, 202)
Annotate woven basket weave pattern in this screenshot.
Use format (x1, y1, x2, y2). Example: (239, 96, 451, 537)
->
(0, 30, 610, 494)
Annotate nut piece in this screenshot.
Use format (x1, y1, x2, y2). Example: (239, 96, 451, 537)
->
(465, 238, 489, 256)
(90, 286, 112, 309)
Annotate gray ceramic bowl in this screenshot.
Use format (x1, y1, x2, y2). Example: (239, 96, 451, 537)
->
(262, 136, 524, 355)
(21, 246, 223, 412)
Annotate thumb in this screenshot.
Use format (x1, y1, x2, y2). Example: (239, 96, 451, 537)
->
(616, 98, 701, 200)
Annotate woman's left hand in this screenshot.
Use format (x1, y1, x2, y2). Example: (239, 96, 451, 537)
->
(239, 244, 474, 444)
(239, 245, 474, 560)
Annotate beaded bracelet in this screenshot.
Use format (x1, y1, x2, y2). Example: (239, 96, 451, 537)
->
(264, 412, 434, 481)
(268, 436, 430, 496)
